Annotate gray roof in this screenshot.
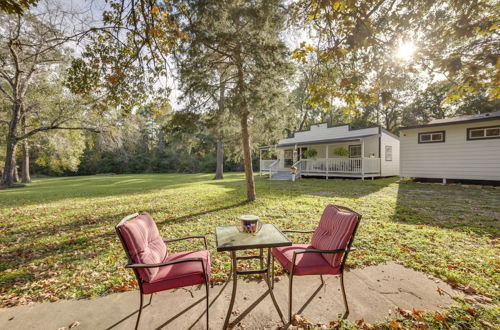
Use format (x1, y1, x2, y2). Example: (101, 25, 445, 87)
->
(277, 134, 378, 148)
(400, 111, 500, 130)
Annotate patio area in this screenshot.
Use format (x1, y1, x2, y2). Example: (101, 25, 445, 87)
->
(0, 262, 463, 329)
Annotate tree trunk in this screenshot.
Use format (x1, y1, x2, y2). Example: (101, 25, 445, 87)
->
(21, 140, 31, 183)
(214, 73, 226, 180)
(13, 161, 20, 183)
(235, 48, 255, 201)
(214, 138, 224, 180)
(1, 102, 20, 187)
(1, 141, 18, 187)
(21, 117, 31, 183)
(240, 111, 255, 201)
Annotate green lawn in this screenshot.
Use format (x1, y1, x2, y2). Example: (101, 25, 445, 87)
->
(0, 173, 498, 327)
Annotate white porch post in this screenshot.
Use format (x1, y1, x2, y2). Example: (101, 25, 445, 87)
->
(361, 139, 365, 180)
(325, 144, 329, 180)
(293, 144, 298, 164)
(259, 149, 262, 176)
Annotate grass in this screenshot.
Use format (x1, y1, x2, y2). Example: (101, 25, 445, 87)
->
(0, 173, 498, 327)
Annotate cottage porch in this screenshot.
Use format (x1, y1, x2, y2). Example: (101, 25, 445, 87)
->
(259, 136, 382, 180)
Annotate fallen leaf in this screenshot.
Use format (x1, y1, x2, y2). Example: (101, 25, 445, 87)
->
(397, 307, 412, 319)
(68, 321, 80, 328)
(389, 320, 401, 329)
(463, 286, 476, 294)
(437, 287, 446, 296)
(479, 319, 494, 328)
(355, 318, 364, 325)
(412, 308, 424, 320)
(433, 312, 446, 323)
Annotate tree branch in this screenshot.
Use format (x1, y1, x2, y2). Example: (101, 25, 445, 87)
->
(0, 84, 14, 102)
(17, 125, 100, 141)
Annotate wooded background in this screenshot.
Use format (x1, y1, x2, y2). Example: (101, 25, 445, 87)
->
(1, 0, 498, 200)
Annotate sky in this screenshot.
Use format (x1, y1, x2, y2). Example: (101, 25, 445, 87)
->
(32, 0, 313, 112)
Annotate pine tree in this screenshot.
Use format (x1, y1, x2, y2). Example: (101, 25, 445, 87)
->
(176, 0, 293, 201)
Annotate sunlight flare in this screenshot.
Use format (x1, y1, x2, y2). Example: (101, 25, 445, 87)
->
(395, 41, 416, 61)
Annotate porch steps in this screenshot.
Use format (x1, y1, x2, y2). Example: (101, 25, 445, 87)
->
(270, 171, 293, 180)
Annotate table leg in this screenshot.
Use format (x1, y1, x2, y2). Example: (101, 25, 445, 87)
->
(259, 248, 263, 269)
(223, 251, 238, 329)
(265, 248, 285, 324)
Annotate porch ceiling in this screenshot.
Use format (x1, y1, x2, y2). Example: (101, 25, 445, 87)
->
(276, 134, 379, 148)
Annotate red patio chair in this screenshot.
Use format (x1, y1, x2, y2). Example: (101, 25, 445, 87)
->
(271, 204, 361, 323)
(115, 212, 210, 329)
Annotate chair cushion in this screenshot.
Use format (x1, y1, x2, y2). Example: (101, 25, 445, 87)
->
(119, 212, 167, 282)
(272, 244, 340, 276)
(142, 250, 211, 294)
(311, 205, 359, 268)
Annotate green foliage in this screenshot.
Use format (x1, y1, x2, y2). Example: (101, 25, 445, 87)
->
(33, 130, 86, 174)
(333, 147, 349, 157)
(0, 0, 38, 14)
(303, 149, 318, 159)
(261, 151, 277, 160)
(66, 0, 184, 113)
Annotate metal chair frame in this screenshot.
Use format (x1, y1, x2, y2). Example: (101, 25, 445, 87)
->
(115, 213, 210, 330)
(270, 205, 362, 323)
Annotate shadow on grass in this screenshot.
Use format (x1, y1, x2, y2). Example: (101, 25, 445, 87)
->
(0, 173, 240, 208)
(250, 176, 396, 200)
(392, 183, 500, 237)
(0, 199, 249, 280)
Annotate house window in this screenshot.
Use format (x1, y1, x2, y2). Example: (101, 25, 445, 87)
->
(349, 145, 362, 158)
(467, 126, 500, 140)
(385, 146, 392, 161)
(418, 131, 445, 143)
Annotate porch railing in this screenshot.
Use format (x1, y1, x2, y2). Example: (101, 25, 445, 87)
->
(260, 159, 280, 178)
(298, 158, 380, 176)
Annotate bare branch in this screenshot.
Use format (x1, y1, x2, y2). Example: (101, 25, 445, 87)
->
(0, 84, 14, 102)
(17, 125, 100, 141)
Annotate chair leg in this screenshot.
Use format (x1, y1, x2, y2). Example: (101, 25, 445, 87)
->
(320, 274, 324, 285)
(288, 272, 293, 324)
(340, 272, 349, 319)
(271, 256, 275, 290)
(149, 293, 153, 305)
(205, 277, 209, 329)
(135, 292, 144, 330)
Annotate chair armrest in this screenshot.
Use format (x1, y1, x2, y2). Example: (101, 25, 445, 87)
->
(125, 257, 205, 269)
(293, 248, 355, 255)
(164, 235, 208, 250)
(281, 230, 315, 234)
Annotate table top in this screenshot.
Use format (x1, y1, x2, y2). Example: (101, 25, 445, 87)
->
(215, 223, 292, 252)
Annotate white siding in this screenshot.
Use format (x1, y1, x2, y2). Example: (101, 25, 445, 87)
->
(400, 120, 500, 180)
(363, 135, 379, 158)
(380, 131, 400, 176)
(278, 124, 379, 145)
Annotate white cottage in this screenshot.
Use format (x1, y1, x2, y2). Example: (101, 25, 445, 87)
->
(259, 123, 400, 180)
(399, 111, 500, 183)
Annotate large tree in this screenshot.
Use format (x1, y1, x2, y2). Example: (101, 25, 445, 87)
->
(0, 10, 98, 187)
(177, 0, 293, 201)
